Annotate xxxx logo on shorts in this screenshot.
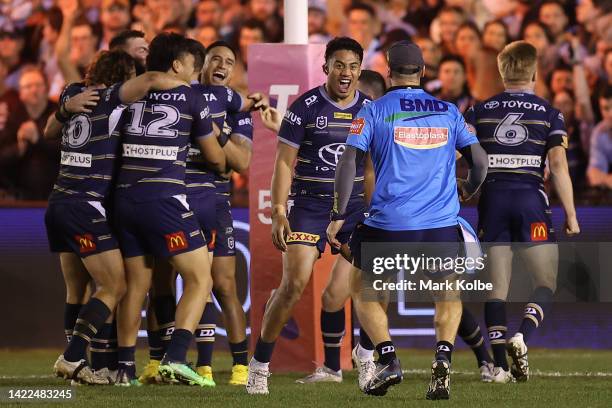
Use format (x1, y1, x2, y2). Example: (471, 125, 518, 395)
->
(75, 234, 96, 253)
(165, 231, 188, 252)
(286, 232, 320, 244)
(530, 222, 548, 241)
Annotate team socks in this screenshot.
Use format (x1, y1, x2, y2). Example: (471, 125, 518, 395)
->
(64, 303, 82, 343)
(485, 299, 508, 370)
(196, 302, 216, 367)
(518, 286, 553, 343)
(229, 340, 249, 366)
(435, 340, 454, 363)
(147, 329, 164, 361)
(90, 321, 118, 370)
(64, 298, 111, 363)
(154, 295, 176, 356)
(375, 341, 397, 365)
(459, 307, 493, 367)
(321, 309, 345, 372)
(118, 346, 136, 377)
(253, 337, 276, 364)
(165, 328, 193, 362)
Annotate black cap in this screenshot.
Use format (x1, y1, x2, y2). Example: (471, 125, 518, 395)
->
(387, 40, 424, 75)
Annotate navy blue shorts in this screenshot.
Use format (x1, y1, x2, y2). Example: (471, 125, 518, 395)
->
(212, 195, 235, 257)
(349, 223, 461, 273)
(114, 195, 206, 258)
(478, 182, 555, 243)
(187, 192, 217, 250)
(287, 195, 367, 255)
(45, 200, 119, 257)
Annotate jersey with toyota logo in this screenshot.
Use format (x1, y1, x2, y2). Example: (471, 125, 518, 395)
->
(278, 85, 370, 197)
(185, 84, 243, 197)
(115, 85, 215, 201)
(49, 82, 125, 203)
(464, 90, 567, 185)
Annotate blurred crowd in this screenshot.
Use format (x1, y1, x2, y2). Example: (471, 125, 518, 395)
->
(0, 0, 611, 203)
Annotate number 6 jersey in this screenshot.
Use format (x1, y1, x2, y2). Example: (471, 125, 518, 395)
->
(49, 82, 126, 203)
(115, 85, 214, 201)
(464, 89, 567, 185)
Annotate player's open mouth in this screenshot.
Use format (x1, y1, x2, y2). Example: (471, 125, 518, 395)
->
(338, 78, 351, 93)
(212, 71, 226, 81)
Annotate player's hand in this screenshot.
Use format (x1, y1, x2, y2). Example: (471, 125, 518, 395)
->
(260, 107, 282, 132)
(58, 0, 79, 18)
(65, 89, 101, 114)
(247, 92, 269, 110)
(565, 214, 580, 236)
(271, 213, 292, 252)
(326, 220, 345, 250)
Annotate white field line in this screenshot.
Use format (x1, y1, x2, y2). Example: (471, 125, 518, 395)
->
(402, 369, 612, 377)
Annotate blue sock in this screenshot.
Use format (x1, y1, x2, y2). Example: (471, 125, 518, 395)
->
(64, 303, 82, 343)
(518, 287, 553, 343)
(147, 329, 163, 361)
(64, 298, 111, 363)
(196, 302, 216, 367)
(321, 309, 345, 372)
(485, 300, 508, 370)
(154, 295, 176, 357)
(459, 307, 492, 367)
(229, 340, 248, 366)
(118, 346, 136, 377)
(90, 323, 113, 370)
(375, 341, 396, 365)
(435, 340, 454, 363)
(165, 329, 193, 363)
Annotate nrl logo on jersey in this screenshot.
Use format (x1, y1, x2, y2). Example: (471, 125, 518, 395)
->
(316, 116, 328, 129)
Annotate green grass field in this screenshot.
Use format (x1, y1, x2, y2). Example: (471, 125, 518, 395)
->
(1, 348, 611, 407)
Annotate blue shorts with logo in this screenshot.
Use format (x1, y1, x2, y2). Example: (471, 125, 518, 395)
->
(212, 195, 235, 257)
(187, 192, 217, 250)
(349, 223, 461, 274)
(114, 195, 206, 258)
(287, 195, 367, 255)
(45, 200, 119, 257)
(477, 181, 555, 243)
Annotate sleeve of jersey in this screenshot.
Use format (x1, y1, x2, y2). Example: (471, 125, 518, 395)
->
(229, 112, 253, 143)
(101, 82, 125, 108)
(226, 86, 243, 114)
(277, 99, 307, 149)
(191, 93, 215, 140)
(345, 103, 374, 152)
(546, 109, 568, 150)
(454, 105, 478, 149)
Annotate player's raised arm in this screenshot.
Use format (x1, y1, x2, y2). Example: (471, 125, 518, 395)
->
(270, 143, 297, 251)
(118, 71, 189, 104)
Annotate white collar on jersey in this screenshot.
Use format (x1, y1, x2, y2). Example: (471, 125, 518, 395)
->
(504, 88, 535, 94)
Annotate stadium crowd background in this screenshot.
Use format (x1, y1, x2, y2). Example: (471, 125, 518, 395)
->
(0, 0, 611, 205)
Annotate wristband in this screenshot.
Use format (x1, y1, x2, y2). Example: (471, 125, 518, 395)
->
(55, 106, 70, 123)
(330, 211, 346, 221)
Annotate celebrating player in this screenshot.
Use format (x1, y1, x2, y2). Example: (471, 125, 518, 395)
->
(465, 41, 580, 383)
(327, 41, 487, 398)
(46, 50, 187, 384)
(112, 33, 224, 386)
(246, 37, 371, 395)
(259, 69, 385, 388)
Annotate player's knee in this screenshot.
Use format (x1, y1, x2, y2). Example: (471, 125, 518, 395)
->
(213, 275, 234, 299)
(278, 280, 307, 305)
(321, 289, 345, 312)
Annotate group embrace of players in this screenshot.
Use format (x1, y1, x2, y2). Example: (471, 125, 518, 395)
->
(45, 28, 579, 400)
(46, 31, 264, 387)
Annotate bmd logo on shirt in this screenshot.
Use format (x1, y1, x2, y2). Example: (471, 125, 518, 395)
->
(393, 127, 449, 149)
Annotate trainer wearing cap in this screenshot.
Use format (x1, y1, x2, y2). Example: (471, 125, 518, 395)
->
(326, 40, 488, 398)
